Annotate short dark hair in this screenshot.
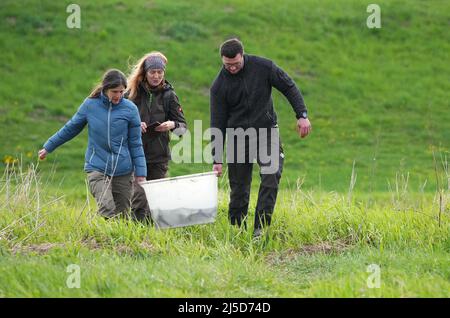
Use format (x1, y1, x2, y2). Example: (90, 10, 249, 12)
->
(220, 38, 244, 58)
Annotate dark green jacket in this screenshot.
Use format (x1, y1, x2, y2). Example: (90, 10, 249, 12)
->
(129, 80, 187, 163)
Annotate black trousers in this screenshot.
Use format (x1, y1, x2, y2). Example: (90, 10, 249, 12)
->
(226, 131, 284, 230)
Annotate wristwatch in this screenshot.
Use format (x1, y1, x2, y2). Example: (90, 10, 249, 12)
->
(299, 111, 308, 119)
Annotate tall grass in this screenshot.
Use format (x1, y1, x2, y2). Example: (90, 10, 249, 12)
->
(0, 161, 448, 254)
(0, 162, 449, 297)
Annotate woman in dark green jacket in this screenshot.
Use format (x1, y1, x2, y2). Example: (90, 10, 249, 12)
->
(126, 52, 187, 220)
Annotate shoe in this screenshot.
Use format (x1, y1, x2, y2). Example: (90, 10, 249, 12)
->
(252, 227, 263, 240)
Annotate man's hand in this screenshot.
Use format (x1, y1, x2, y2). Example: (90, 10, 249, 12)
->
(213, 163, 223, 177)
(297, 118, 312, 138)
(135, 176, 146, 184)
(155, 121, 175, 132)
(38, 148, 48, 160)
(140, 122, 147, 133)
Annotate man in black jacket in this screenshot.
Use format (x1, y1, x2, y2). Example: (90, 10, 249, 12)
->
(210, 38, 312, 238)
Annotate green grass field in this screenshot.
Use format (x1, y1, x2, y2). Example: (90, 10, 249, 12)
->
(0, 0, 449, 298)
(0, 166, 449, 297)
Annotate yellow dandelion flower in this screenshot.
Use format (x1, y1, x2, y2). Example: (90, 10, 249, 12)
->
(3, 155, 14, 164)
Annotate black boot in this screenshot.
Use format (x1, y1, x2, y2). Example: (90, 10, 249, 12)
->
(253, 210, 272, 239)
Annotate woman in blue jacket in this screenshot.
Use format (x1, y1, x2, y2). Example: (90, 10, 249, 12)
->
(38, 69, 147, 219)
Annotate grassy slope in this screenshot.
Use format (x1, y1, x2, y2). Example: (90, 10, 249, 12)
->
(0, 0, 449, 193)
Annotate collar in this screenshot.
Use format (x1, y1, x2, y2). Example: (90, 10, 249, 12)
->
(100, 91, 123, 106)
(140, 79, 173, 95)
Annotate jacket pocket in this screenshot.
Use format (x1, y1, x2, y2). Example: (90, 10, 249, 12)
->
(159, 133, 170, 157)
(119, 148, 132, 171)
(154, 133, 170, 159)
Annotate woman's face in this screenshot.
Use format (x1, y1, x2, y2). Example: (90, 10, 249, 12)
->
(105, 85, 125, 104)
(146, 69, 165, 87)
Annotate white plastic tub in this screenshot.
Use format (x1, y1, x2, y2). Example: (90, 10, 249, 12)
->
(140, 172, 218, 229)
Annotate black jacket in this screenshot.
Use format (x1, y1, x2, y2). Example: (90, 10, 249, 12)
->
(210, 54, 307, 162)
(129, 80, 187, 163)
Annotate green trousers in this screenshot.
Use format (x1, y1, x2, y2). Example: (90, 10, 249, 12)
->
(87, 171, 133, 218)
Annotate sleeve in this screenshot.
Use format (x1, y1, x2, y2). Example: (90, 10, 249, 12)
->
(270, 62, 308, 119)
(210, 90, 227, 164)
(43, 101, 88, 153)
(128, 105, 147, 177)
(167, 91, 187, 137)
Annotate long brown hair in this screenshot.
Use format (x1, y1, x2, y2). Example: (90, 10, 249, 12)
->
(126, 51, 168, 100)
(89, 69, 127, 98)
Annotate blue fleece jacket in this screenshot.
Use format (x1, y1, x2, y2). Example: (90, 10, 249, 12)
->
(43, 92, 147, 177)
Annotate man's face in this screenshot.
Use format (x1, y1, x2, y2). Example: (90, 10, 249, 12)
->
(222, 53, 244, 74)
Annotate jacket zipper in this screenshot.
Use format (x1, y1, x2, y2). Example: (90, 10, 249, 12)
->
(108, 101, 113, 173)
(241, 74, 250, 129)
(148, 93, 153, 113)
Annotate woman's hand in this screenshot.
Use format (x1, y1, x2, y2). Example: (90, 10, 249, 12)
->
(135, 176, 146, 184)
(38, 148, 48, 160)
(154, 121, 175, 132)
(140, 122, 147, 133)
(213, 163, 223, 177)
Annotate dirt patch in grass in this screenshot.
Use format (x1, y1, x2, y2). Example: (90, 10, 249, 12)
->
(266, 238, 353, 265)
(28, 104, 70, 123)
(115, 241, 156, 255)
(6, 16, 17, 26)
(81, 238, 102, 250)
(10, 239, 155, 255)
(11, 242, 65, 254)
(300, 239, 351, 255)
